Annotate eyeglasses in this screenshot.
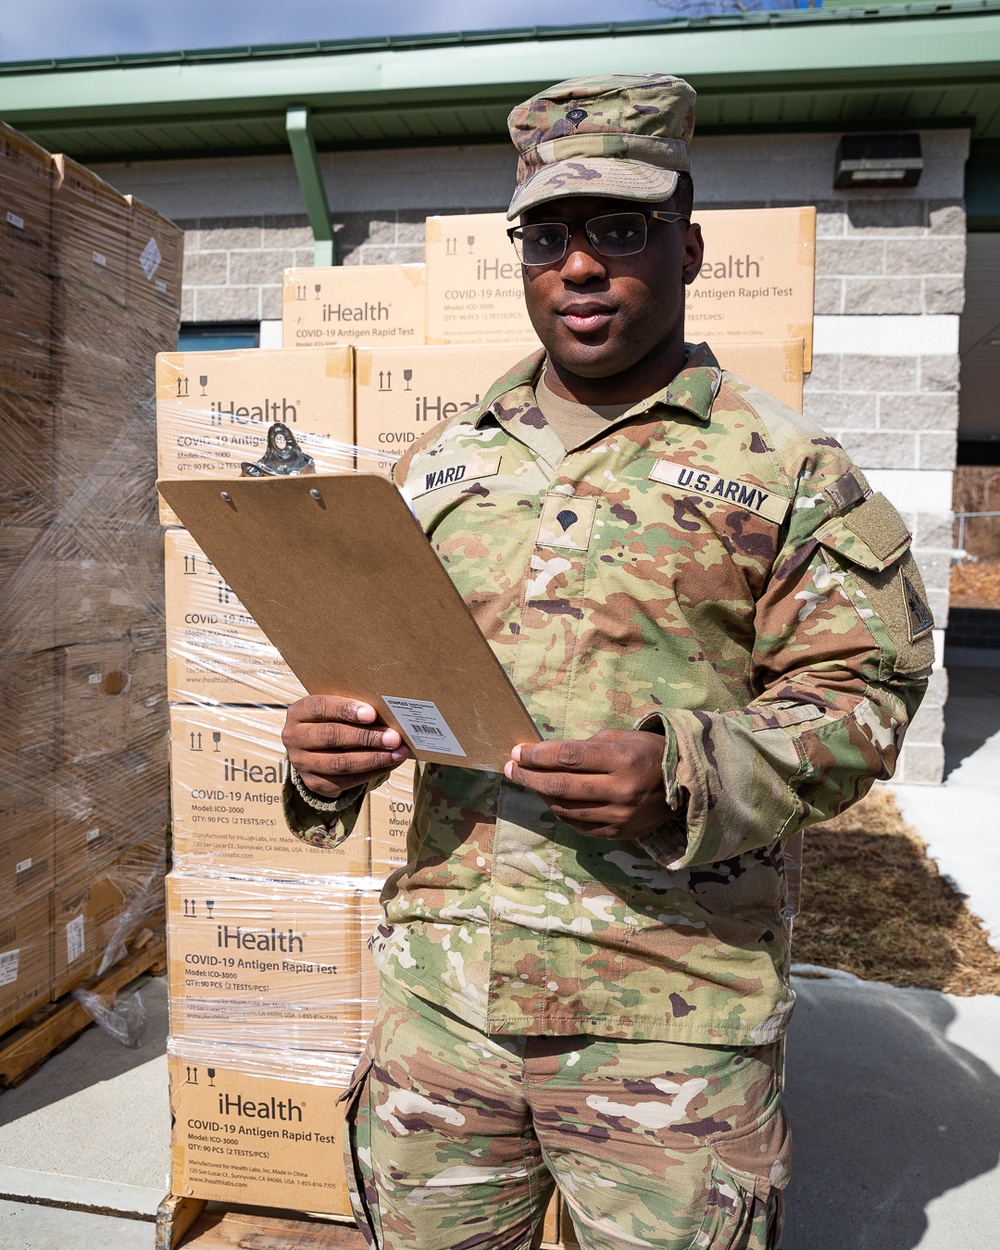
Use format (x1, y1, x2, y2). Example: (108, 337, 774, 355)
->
(507, 210, 690, 267)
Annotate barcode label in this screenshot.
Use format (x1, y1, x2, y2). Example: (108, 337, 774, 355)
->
(0, 949, 19, 987)
(92, 251, 107, 267)
(67, 914, 86, 965)
(15, 858, 31, 874)
(7, 211, 24, 229)
(381, 696, 465, 758)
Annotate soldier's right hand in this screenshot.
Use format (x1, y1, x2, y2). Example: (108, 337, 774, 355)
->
(282, 695, 410, 799)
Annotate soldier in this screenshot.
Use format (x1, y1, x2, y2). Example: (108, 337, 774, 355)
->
(282, 74, 932, 1250)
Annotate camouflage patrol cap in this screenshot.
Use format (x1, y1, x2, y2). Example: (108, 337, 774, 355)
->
(506, 73, 696, 220)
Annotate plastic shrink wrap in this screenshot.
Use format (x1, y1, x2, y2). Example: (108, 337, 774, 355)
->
(0, 121, 180, 1037)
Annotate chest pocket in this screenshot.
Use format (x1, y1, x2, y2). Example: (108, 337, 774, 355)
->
(816, 493, 934, 676)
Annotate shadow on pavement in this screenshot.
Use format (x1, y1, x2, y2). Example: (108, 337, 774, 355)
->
(783, 977, 1000, 1250)
(0, 973, 168, 1127)
(942, 661, 1000, 780)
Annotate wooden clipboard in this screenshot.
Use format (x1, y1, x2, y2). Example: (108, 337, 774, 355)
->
(157, 473, 540, 771)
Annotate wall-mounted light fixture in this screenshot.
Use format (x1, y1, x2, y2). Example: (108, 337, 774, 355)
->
(834, 134, 923, 189)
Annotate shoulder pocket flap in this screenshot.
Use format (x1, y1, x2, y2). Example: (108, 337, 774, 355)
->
(816, 493, 911, 572)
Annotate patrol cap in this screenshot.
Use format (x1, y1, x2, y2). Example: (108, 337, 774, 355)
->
(506, 73, 696, 221)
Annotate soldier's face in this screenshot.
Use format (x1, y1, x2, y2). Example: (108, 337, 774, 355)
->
(518, 194, 703, 384)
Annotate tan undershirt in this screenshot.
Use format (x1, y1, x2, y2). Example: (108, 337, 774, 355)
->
(535, 369, 635, 453)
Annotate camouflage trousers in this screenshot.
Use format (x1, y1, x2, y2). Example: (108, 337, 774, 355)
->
(342, 977, 790, 1250)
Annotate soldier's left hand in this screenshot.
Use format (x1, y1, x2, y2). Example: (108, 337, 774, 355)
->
(503, 729, 670, 840)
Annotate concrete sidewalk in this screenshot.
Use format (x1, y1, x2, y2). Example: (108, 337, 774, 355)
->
(2, 972, 998, 1250)
(891, 658, 1000, 950)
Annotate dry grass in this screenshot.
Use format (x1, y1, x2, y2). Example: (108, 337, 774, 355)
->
(951, 559, 1000, 609)
(792, 788, 1000, 995)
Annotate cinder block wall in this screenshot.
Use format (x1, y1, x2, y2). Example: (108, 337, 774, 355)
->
(94, 128, 966, 782)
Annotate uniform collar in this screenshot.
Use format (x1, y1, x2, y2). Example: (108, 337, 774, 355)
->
(472, 342, 723, 432)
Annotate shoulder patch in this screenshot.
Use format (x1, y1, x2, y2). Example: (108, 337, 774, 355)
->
(649, 459, 790, 524)
(902, 570, 935, 641)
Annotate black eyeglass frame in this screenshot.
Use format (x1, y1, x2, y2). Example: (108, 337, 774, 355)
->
(506, 209, 691, 267)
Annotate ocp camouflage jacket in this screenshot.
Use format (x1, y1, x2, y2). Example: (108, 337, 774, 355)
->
(284, 344, 931, 1045)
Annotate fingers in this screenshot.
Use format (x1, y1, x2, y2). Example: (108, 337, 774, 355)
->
(282, 695, 410, 799)
(294, 764, 404, 800)
(285, 694, 379, 729)
(508, 730, 635, 776)
(503, 730, 669, 840)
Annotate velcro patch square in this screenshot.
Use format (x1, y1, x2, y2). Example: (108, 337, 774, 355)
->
(536, 494, 598, 551)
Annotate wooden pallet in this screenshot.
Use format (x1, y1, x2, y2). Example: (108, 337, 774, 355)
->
(155, 1194, 563, 1249)
(155, 1198, 364, 1250)
(0, 925, 166, 1088)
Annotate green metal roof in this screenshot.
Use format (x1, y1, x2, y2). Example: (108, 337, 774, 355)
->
(0, 3, 998, 161)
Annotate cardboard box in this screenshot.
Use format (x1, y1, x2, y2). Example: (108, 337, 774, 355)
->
(0, 523, 55, 650)
(0, 122, 53, 274)
(714, 339, 805, 413)
(126, 196, 183, 329)
(50, 282, 128, 412)
(0, 263, 53, 399)
(168, 1046, 353, 1214)
(50, 155, 129, 305)
(354, 344, 538, 476)
(281, 264, 425, 349)
(164, 527, 306, 706)
(53, 736, 169, 886)
(52, 834, 165, 998)
(368, 760, 414, 882)
(166, 874, 363, 1054)
(686, 207, 816, 371)
(424, 213, 539, 346)
(155, 346, 354, 528)
(0, 647, 58, 779)
(0, 895, 51, 1036)
(0, 396, 55, 531)
(52, 525, 163, 649)
(170, 704, 369, 880)
(60, 639, 132, 765)
(0, 783, 55, 906)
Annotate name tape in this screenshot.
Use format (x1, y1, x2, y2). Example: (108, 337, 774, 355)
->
(649, 459, 790, 524)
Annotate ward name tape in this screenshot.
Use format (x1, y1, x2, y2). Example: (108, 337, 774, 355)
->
(382, 697, 466, 757)
(649, 459, 791, 524)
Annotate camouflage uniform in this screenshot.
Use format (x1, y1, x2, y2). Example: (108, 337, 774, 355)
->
(283, 73, 932, 1249)
(286, 344, 932, 1047)
(286, 346, 930, 1247)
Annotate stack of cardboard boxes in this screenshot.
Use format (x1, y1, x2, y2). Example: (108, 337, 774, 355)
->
(159, 205, 815, 1239)
(157, 347, 364, 1213)
(0, 122, 181, 1040)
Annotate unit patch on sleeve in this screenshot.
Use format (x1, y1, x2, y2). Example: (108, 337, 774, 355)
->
(649, 459, 791, 524)
(902, 570, 935, 641)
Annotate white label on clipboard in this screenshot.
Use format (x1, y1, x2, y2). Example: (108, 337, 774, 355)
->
(381, 697, 466, 758)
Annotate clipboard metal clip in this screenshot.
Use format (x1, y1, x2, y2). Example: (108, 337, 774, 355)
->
(240, 423, 315, 478)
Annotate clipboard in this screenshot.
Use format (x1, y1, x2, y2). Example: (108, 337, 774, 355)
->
(157, 473, 541, 771)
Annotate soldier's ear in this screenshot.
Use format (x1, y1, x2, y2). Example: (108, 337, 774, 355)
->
(682, 222, 704, 286)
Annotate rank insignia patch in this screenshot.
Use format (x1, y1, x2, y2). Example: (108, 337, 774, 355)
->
(536, 493, 597, 551)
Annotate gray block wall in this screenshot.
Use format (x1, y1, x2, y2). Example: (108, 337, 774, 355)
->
(94, 128, 966, 784)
